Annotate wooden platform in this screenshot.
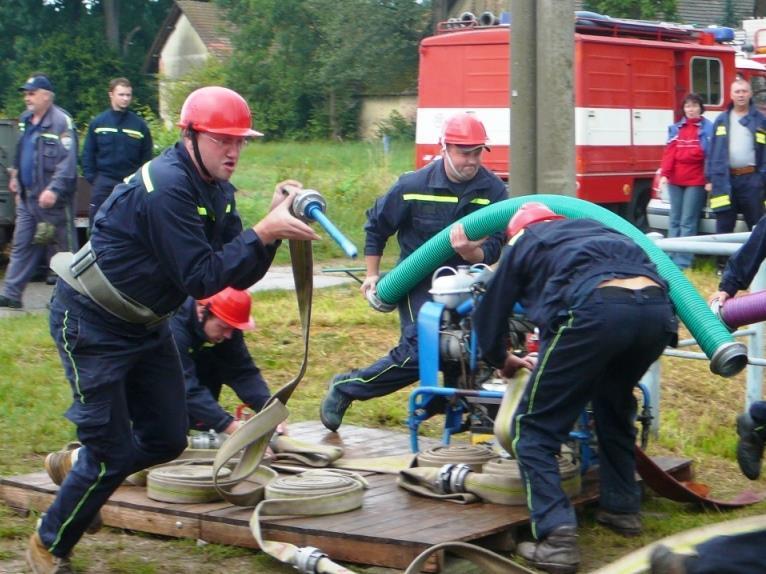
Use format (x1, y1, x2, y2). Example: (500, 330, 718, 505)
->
(0, 422, 691, 572)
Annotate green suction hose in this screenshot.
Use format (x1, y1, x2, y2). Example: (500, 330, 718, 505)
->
(371, 194, 747, 377)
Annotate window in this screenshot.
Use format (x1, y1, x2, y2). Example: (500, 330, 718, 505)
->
(751, 75, 766, 112)
(690, 57, 723, 106)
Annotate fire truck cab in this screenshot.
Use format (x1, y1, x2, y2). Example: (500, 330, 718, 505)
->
(416, 12, 740, 229)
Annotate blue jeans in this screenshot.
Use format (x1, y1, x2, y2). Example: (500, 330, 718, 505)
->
(667, 184, 706, 269)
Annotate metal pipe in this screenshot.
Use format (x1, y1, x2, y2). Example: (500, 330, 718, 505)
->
(651, 239, 745, 255)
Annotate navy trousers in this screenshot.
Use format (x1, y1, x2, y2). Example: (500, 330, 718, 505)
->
(40, 286, 187, 557)
(88, 175, 121, 230)
(686, 529, 766, 573)
(331, 282, 431, 400)
(715, 172, 764, 233)
(510, 287, 676, 540)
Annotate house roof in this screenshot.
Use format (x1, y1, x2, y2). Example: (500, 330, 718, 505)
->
(573, 1, 755, 26)
(144, 0, 233, 74)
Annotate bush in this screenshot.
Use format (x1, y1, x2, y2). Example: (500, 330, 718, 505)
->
(375, 110, 415, 141)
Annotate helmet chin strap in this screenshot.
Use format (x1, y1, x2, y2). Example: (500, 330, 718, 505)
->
(190, 129, 213, 181)
(441, 143, 471, 183)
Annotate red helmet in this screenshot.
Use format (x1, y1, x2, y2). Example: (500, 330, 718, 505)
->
(441, 112, 489, 149)
(198, 287, 255, 330)
(506, 202, 565, 239)
(178, 86, 263, 137)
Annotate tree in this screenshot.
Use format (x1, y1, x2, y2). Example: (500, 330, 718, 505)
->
(217, 0, 429, 139)
(582, 0, 678, 20)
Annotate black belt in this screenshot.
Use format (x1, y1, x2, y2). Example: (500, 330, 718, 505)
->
(597, 285, 665, 300)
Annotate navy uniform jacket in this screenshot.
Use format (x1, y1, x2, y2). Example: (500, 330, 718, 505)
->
(474, 219, 667, 368)
(69, 142, 278, 328)
(170, 297, 270, 432)
(705, 102, 766, 212)
(364, 159, 508, 276)
(81, 108, 153, 183)
(719, 215, 766, 295)
(14, 105, 77, 202)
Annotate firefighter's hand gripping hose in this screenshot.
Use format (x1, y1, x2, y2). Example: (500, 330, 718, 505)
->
(283, 185, 358, 258)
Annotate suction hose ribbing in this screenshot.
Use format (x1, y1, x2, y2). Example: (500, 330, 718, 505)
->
(373, 195, 747, 377)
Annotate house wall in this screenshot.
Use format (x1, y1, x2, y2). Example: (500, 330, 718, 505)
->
(358, 94, 418, 140)
(158, 15, 210, 124)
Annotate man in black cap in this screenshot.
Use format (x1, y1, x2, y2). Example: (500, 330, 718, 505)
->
(0, 73, 77, 308)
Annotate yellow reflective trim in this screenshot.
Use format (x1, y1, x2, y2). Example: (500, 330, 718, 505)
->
(710, 195, 731, 209)
(197, 206, 208, 216)
(757, 132, 766, 145)
(402, 193, 458, 203)
(95, 127, 118, 134)
(470, 198, 490, 205)
(141, 161, 154, 193)
(122, 128, 144, 139)
(716, 125, 727, 136)
(225, 203, 232, 213)
(41, 133, 59, 141)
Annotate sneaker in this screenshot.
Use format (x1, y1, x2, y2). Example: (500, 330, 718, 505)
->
(596, 510, 642, 537)
(0, 295, 22, 309)
(517, 524, 581, 574)
(45, 272, 58, 286)
(25, 532, 73, 574)
(736, 412, 765, 480)
(319, 383, 352, 432)
(649, 544, 689, 574)
(44, 444, 102, 534)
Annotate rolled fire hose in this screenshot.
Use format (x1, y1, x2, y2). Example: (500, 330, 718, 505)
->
(370, 194, 747, 377)
(249, 469, 368, 574)
(415, 444, 497, 471)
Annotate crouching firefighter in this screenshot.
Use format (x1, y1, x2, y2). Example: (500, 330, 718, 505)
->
(27, 86, 319, 573)
(473, 202, 678, 574)
(172, 287, 272, 436)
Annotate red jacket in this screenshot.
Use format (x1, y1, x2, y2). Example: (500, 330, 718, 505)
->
(660, 117, 708, 186)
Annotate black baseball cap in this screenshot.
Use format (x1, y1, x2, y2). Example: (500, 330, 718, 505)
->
(19, 75, 54, 92)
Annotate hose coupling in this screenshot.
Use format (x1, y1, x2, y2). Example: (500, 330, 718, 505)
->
(291, 190, 326, 223)
(293, 546, 327, 574)
(366, 288, 397, 313)
(437, 463, 471, 494)
(710, 341, 748, 377)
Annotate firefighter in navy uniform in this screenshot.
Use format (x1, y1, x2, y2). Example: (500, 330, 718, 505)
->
(27, 87, 319, 573)
(706, 78, 766, 236)
(172, 288, 271, 436)
(473, 203, 678, 574)
(319, 112, 507, 431)
(81, 77, 153, 227)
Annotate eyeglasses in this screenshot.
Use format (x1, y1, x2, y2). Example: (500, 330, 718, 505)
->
(201, 133, 248, 150)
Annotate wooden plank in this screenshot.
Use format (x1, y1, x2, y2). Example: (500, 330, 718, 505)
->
(0, 422, 696, 574)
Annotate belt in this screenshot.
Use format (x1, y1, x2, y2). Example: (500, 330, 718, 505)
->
(730, 165, 756, 176)
(598, 285, 666, 299)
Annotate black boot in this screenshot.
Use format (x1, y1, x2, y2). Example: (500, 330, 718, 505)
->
(517, 524, 580, 574)
(736, 412, 765, 480)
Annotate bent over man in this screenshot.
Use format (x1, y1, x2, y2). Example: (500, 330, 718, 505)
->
(319, 112, 507, 431)
(172, 287, 271, 436)
(28, 86, 319, 573)
(473, 203, 678, 574)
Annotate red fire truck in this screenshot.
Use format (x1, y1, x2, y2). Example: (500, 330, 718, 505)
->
(415, 12, 742, 228)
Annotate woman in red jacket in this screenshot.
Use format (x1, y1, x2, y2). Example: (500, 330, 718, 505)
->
(659, 93, 713, 269)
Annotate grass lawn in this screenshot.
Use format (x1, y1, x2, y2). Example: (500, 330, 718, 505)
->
(0, 141, 764, 572)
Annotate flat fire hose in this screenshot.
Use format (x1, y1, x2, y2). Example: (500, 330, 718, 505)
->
(399, 451, 581, 505)
(634, 445, 765, 509)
